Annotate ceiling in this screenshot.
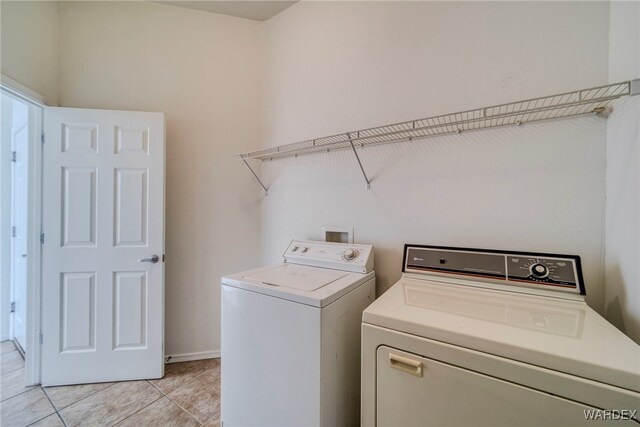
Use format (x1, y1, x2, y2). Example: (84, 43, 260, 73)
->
(156, 1, 299, 21)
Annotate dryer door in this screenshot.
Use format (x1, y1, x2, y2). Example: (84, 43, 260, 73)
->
(376, 346, 629, 427)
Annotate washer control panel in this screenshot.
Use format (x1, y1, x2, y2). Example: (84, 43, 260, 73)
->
(404, 245, 584, 295)
(284, 240, 374, 273)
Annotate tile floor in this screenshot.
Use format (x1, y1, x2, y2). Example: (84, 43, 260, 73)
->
(0, 341, 221, 426)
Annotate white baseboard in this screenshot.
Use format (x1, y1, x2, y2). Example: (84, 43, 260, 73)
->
(165, 350, 220, 364)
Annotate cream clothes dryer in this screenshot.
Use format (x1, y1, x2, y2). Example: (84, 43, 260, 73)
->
(222, 240, 375, 427)
(362, 244, 640, 426)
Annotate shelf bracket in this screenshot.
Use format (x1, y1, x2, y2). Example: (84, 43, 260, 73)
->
(631, 78, 640, 96)
(242, 158, 268, 196)
(347, 133, 371, 189)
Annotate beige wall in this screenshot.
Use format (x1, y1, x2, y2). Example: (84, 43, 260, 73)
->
(0, 1, 59, 105)
(2, 0, 638, 354)
(259, 1, 611, 312)
(605, 1, 640, 344)
(57, 1, 264, 357)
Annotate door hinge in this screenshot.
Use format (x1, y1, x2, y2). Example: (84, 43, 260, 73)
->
(11, 151, 16, 162)
(41, 132, 45, 144)
(12, 226, 16, 238)
(40, 233, 45, 244)
(40, 333, 43, 344)
(10, 302, 15, 313)
(162, 254, 166, 262)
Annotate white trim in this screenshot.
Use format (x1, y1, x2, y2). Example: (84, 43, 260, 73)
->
(1, 94, 13, 344)
(0, 74, 55, 107)
(25, 101, 43, 386)
(166, 350, 220, 364)
(1, 87, 44, 386)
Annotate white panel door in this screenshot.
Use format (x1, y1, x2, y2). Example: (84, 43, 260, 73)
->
(42, 107, 164, 386)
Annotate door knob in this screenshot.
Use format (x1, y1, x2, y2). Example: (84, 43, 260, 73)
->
(138, 255, 160, 263)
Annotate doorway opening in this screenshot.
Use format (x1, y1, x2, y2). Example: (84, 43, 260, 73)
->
(1, 87, 43, 386)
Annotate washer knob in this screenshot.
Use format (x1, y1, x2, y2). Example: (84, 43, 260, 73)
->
(343, 248, 359, 261)
(291, 246, 299, 252)
(531, 263, 548, 278)
(301, 247, 308, 253)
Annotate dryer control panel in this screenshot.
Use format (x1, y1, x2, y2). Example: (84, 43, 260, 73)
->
(284, 240, 374, 274)
(403, 245, 584, 295)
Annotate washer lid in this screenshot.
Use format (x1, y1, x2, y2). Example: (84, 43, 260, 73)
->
(222, 263, 374, 307)
(363, 277, 640, 393)
(243, 264, 348, 292)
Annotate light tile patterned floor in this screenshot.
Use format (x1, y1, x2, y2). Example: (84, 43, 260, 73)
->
(0, 341, 221, 426)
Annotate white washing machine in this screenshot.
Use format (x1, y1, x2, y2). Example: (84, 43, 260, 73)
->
(222, 240, 375, 427)
(362, 244, 640, 426)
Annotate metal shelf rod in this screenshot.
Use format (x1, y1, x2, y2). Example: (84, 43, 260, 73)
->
(242, 158, 268, 196)
(238, 80, 639, 194)
(348, 133, 371, 190)
(294, 100, 613, 151)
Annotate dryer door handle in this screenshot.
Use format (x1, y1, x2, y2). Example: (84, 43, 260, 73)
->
(389, 353, 423, 377)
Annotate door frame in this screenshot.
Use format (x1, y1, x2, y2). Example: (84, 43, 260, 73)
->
(2, 74, 49, 385)
(9, 97, 29, 354)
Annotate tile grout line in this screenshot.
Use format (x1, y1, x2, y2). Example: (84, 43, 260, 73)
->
(149, 364, 213, 398)
(42, 370, 203, 425)
(56, 411, 68, 427)
(117, 381, 204, 427)
(176, 363, 218, 391)
(24, 413, 51, 427)
(202, 414, 221, 426)
(2, 360, 217, 426)
(146, 380, 166, 395)
(23, 387, 57, 427)
(52, 381, 165, 427)
(111, 393, 165, 427)
(1, 365, 27, 376)
(44, 381, 119, 413)
(0, 346, 25, 377)
(0, 382, 37, 403)
(144, 377, 201, 423)
(162, 392, 206, 426)
(41, 388, 70, 427)
(158, 367, 218, 425)
(0, 386, 38, 405)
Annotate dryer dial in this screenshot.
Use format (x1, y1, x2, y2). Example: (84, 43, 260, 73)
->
(530, 263, 549, 278)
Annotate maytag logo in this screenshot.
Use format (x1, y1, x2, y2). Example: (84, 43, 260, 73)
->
(413, 257, 423, 261)
(584, 409, 637, 421)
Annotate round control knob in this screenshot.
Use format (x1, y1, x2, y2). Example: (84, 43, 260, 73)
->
(530, 263, 548, 278)
(291, 246, 299, 252)
(342, 248, 359, 261)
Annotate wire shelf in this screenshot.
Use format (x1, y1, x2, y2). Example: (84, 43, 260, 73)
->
(240, 81, 634, 162)
(239, 80, 638, 195)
